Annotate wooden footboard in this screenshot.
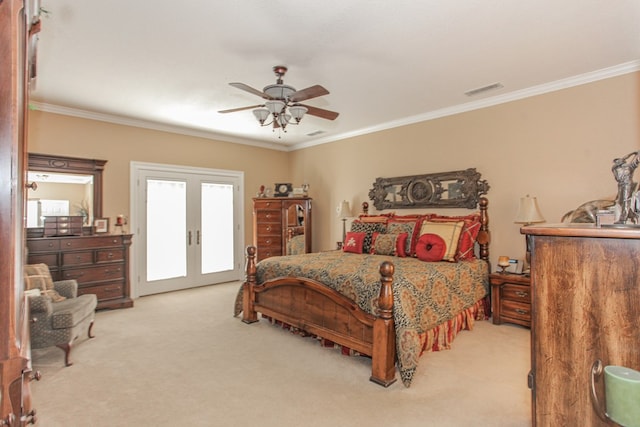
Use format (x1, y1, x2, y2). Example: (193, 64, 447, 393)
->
(242, 246, 397, 387)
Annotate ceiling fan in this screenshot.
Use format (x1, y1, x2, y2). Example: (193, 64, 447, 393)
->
(219, 65, 339, 131)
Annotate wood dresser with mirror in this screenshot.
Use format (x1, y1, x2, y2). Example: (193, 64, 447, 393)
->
(253, 197, 312, 262)
(26, 153, 134, 310)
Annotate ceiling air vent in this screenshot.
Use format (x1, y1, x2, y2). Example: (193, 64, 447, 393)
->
(306, 130, 325, 137)
(464, 82, 504, 97)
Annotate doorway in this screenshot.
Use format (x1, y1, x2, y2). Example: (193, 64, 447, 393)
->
(130, 162, 244, 297)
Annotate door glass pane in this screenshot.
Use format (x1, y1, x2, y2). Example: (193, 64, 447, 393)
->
(201, 182, 234, 274)
(147, 179, 187, 281)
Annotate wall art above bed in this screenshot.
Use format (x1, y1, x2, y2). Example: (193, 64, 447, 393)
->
(368, 168, 490, 210)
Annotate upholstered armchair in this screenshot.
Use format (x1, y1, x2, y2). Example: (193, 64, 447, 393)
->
(24, 264, 98, 366)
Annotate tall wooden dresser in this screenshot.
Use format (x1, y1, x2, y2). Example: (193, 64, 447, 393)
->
(27, 234, 134, 310)
(252, 197, 312, 262)
(523, 224, 640, 426)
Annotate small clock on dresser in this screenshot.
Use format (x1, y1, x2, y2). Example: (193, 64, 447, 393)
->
(274, 183, 292, 197)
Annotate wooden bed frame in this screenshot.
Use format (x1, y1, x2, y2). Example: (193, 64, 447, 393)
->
(242, 197, 490, 387)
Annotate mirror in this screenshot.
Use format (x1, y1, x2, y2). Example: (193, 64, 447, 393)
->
(285, 203, 306, 255)
(27, 153, 106, 235)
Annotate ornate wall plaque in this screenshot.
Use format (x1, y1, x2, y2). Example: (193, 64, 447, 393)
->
(368, 168, 490, 210)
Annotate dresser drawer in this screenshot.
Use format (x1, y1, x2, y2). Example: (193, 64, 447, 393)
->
(256, 235, 282, 248)
(60, 236, 123, 250)
(254, 200, 278, 209)
(61, 264, 124, 284)
(62, 251, 93, 266)
(78, 282, 124, 301)
(500, 299, 531, 324)
(28, 252, 58, 266)
(501, 283, 530, 303)
(256, 210, 281, 223)
(257, 246, 282, 260)
(27, 239, 60, 252)
(96, 249, 124, 263)
(256, 222, 281, 236)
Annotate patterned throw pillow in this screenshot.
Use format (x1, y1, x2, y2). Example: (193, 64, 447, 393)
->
(371, 232, 409, 257)
(386, 217, 423, 257)
(24, 263, 66, 302)
(428, 213, 482, 260)
(418, 220, 465, 262)
(350, 220, 387, 254)
(415, 233, 447, 262)
(343, 231, 366, 254)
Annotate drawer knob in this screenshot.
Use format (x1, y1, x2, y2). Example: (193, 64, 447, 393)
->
(266, 214, 271, 219)
(266, 226, 272, 232)
(266, 239, 271, 244)
(515, 291, 529, 298)
(515, 309, 528, 315)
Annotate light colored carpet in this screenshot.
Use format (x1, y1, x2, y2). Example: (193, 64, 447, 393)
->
(31, 281, 531, 426)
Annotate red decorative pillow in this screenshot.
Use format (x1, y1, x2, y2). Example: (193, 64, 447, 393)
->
(343, 232, 366, 254)
(415, 233, 447, 262)
(428, 213, 481, 260)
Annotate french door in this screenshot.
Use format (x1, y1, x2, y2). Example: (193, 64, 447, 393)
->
(131, 162, 244, 296)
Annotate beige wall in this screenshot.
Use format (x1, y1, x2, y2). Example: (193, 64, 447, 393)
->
(290, 71, 640, 264)
(29, 71, 640, 267)
(28, 112, 290, 242)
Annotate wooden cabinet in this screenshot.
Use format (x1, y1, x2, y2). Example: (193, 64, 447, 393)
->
(27, 234, 134, 310)
(524, 225, 640, 426)
(253, 197, 312, 262)
(490, 273, 531, 328)
(1, 0, 38, 423)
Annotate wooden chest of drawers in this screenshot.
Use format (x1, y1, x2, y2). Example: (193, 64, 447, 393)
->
(43, 215, 84, 236)
(27, 234, 133, 310)
(252, 197, 312, 262)
(490, 272, 531, 328)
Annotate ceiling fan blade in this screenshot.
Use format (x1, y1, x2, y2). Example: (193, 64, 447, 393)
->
(289, 85, 329, 102)
(229, 82, 270, 99)
(218, 104, 263, 114)
(299, 104, 339, 120)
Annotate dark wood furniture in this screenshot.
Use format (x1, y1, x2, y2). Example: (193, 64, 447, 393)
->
(490, 272, 531, 328)
(243, 197, 490, 387)
(523, 224, 640, 426)
(1, 1, 39, 423)
(252, 197, 312, 262)
(27, 234, 134, 310)
(27, 153, 107, 237)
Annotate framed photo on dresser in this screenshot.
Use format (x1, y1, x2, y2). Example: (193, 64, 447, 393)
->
(94, 218, 109, 233)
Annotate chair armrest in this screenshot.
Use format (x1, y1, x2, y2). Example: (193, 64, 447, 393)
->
(28, 295, 53, 316)
(53, 279, 78, 299)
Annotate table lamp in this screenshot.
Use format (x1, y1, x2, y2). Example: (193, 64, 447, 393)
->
(514, 195, 545, 274)
(337, 200, 352, 246)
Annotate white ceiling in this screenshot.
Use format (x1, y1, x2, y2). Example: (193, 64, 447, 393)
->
(30, 1, 640, 151)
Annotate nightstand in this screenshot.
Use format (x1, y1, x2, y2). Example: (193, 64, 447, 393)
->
(490, 272, 531, 328)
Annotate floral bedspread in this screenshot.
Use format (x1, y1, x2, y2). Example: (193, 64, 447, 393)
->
(237, 251, 489, 386)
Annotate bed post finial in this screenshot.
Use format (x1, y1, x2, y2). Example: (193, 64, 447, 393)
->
(371, 260, 397, 387)
(242, 245, 258, 324)
(477, 197, 490, 266)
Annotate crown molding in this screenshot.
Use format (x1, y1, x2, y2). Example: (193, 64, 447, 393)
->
(30, 60, 640, 153)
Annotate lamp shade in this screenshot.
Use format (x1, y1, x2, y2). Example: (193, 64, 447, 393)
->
(514, 195, 545, 225)
(337, 200, 352, 219)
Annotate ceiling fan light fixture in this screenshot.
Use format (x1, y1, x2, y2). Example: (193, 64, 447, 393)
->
(264, 84, 296, 100)
(265, 100, 285, 115)
(278, 113, 291, 127)
(252, 108, 270, 124)
(289, 105, 308, 123)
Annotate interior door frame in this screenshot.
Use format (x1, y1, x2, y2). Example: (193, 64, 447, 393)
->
(129, 161, 245, 298)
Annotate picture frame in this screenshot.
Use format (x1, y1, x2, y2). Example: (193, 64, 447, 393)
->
(94, 218, 109, 234)
(274, 183, 292, 197)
